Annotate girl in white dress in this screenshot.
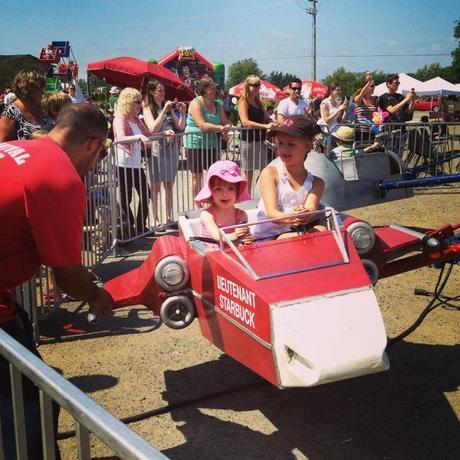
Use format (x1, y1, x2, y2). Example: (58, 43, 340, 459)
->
(253, 115, 326, 239)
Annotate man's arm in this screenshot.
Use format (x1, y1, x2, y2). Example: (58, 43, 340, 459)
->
(53, 264, 113, 318)
(381, 93, 414, 115)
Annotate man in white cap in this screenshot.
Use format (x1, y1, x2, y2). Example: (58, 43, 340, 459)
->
(109, 86, 120, 110)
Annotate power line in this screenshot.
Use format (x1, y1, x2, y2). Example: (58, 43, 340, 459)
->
(220, 52, 451, 63)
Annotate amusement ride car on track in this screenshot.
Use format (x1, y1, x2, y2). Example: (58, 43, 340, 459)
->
(104, 203, 460, 389)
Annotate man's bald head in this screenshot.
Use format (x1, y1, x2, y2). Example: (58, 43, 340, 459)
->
(53, 103, 108, 144)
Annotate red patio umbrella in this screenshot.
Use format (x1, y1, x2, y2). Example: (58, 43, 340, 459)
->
(283, 80, 328, 99)
(87, 56, 194, 101)
(229, 80, 287, 102)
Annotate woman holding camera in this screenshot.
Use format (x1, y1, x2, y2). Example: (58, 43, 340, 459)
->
(353, 75, 378, 142)
(143, 79, 186, 227)
(318, 83, 349, 133)
(317, 83, 349, 150)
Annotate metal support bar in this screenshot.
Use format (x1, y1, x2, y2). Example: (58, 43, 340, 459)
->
(10, 365, 28, 459)
(380, 173, 460, 190)
(40, 390, 56, 460)
(77, 423, 91, 460)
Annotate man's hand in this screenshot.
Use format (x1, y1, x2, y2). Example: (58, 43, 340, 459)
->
(88, 287, 114, 320)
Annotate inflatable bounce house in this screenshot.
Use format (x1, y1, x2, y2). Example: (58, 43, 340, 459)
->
(158, 46, 225, 94)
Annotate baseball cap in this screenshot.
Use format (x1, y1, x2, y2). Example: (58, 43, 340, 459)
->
(268, 115, 320, 140)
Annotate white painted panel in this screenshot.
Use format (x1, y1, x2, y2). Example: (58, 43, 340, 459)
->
(271, 288, 389, 387)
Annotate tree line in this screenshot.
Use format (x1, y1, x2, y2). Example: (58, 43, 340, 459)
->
(226, 19, 460, 96)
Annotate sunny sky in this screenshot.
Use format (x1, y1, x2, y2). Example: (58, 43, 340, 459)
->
(1, 0, 458, 81)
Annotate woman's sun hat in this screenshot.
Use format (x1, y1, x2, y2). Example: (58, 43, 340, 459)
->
(109, 86, 120, 95)
(332, 126, 355, 143)
(195, 160, 251, 203)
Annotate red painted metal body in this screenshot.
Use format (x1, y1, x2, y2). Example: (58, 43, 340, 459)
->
(104, 235, 187, 314)
(104, 215, 460, 386)
(362, 224, 460, 278)
(186, 230, 370, 385)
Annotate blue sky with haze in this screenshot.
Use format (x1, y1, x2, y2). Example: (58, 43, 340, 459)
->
(1, 0, 458, 80)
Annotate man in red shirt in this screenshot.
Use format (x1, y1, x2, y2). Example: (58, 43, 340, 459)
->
(0, 103, 113, 459)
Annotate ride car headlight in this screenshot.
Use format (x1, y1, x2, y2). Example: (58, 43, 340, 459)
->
(154, 256, 189, 291)
(347, 221, 376, 255)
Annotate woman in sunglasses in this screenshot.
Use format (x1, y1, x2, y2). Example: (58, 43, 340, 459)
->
(113, 87, 151, 235)
(353, 73, 379, 142)
(237, 75, 277, 195)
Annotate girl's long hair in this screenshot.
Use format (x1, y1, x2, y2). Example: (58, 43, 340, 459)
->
(238, 75, 263, 108)
(144, 79, 163, 119)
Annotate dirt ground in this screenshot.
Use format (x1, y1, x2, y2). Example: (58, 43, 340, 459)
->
(40, 188, 459, 460)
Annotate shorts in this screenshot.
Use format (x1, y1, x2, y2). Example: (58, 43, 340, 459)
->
(145, 141, 180, 183)
(240, 141, 268, 171)
(186, 148, 219, 174)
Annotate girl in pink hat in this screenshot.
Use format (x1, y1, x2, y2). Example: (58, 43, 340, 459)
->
(195, 160, 253, 245)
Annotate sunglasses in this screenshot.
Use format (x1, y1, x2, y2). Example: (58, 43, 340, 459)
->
(391, 81, 400, 85)
(134, 99, 142, 104)
(369, 85, 375, 88)
(290, 86, 302, 91)
(249, 83, 261, 88)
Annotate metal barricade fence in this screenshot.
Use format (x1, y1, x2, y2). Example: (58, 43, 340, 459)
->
(323, 121, 460, 179)
(0, 329, 168, 460)
(18, 121, 460, 336)
(110, 128, 272, 244)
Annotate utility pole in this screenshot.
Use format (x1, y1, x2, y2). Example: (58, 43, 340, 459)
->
(306, 0, 318, 81)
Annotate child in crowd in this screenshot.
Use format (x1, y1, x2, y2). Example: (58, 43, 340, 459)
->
(196, 160, 253, 246)
(253, 115, 327, 239)
(330, 126, 381, 160)
(42, 91, 72, 122)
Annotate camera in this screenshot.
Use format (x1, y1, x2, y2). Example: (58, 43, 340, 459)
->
(171, 102, 179, 109)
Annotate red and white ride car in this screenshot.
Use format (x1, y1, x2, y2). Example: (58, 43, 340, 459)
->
(105, 207, 460, 388)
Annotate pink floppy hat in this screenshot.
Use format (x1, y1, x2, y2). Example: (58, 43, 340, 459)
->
(195, 160, 251, 203)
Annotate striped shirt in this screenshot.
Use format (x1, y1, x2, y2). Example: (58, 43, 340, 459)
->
(355, 97, 378, 133)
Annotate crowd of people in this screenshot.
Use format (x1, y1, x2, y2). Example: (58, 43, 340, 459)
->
(0, 68, 428, 243)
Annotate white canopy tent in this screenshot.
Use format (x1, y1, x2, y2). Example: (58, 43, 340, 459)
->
(373, 73, 422, 97)
(405, 76, 460, 96)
